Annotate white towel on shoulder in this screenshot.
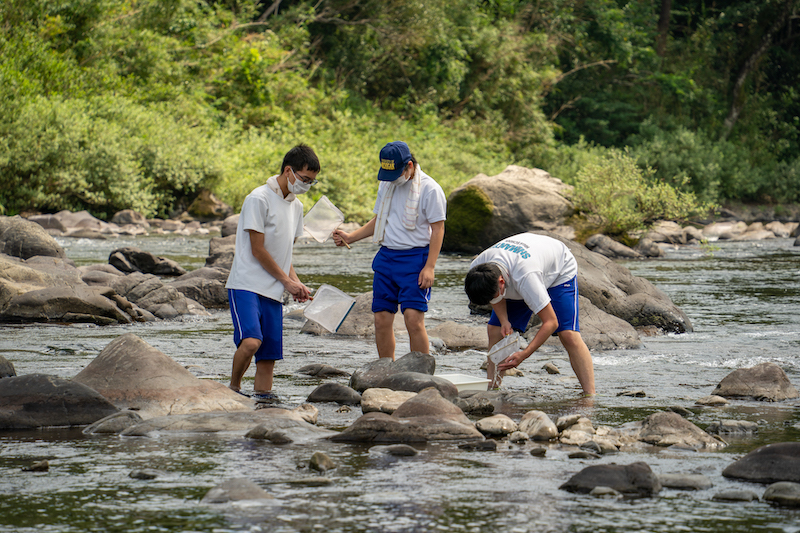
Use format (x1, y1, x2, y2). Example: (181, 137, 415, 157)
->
(373, 164, 421, 244)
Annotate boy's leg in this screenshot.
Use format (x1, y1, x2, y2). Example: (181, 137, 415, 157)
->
(403, 308, 429, 354)
(254, 359, 276, 393)
(486, 324, 504, 386)
(375, 311, 396, 360)
(230, 338, 261, 391)
(557, 330, 595, 395)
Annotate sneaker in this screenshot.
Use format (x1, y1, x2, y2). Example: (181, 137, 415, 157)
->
(253, 391, 280, 403)
(230, 387, 251, 398)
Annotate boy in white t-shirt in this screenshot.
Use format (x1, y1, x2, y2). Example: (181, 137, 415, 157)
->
(333, 141, 446, 360)
(225, 144, 320, 402)
(464, 233, 596, 395)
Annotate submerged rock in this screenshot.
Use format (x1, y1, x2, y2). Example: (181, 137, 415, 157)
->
(722, 442, 800, 483)
(560, 462, 661, 496)
(202, 478, 274, 503)
(712, 362, 799, 401)
(0, 374, 119, 429)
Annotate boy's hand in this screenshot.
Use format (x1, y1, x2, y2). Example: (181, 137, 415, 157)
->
(332, 230, 350, 247)
(284, 279, 311, 302)
(418, 265, 435, 289)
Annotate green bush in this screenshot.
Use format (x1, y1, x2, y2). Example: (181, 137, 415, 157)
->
(570, 150, 709, 237)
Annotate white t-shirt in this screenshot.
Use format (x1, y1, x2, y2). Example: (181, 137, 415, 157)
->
(469, 233, 578, 314)
(225, 176, 304, 301)
(372, 168, 447, 250)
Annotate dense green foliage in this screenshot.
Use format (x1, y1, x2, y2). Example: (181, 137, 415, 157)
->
(1, 0, 797, 227)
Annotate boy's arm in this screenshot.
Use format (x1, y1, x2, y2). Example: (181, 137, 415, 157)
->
(418, 220, 444, 289)
(248, 230, 310, 301)
(333, 216, 376, 246)
(498, 303, 559, 371)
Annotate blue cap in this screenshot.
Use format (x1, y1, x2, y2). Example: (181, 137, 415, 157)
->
(377, 141, 412, 181)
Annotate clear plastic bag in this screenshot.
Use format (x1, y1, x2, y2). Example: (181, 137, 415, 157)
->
(303, 195, 345, 243)
(303, 284, 356, 333)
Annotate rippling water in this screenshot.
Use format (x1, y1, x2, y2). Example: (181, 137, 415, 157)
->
(1, 235, 799, 532)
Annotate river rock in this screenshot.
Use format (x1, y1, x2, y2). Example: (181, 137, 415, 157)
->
(187, 189, 233, 222)
(374, 372, 459, 399)
(348, 351, 436, 392)
(297, 364, 350, 378)
(109, 247, 187, 276)
(109, 272, 201, 319)
(110, 209, 150, 228)
(0, 374, 119, 429)
(705, 420, 759, 435)
(711, 362, 799, 401)
(332, 388, 483, 443)
(568, 296, 642, 350)
(658, 473, 713, 490)
(0, 355, 16, 377)
(205, 234, 236, 269)
(643, 221, 687, 244)
(633, 237, 665, 258)
(122, 409, 334, 441)
(442, 166, 575, 254)
(72, 333, 252, 418)
(309, 451, 336, 472)
(202, 478, 274, 503)
(0, 285, 135, 325)
(703, 221, 747, 240)
(82, 411, 144, 434)
(584, 234, 641, 259)
(426, 321, 488, 350)
(722, 442, 800, 483)
(221, 215, 239, 238)
(712, 490, 759, 502)
(452, 391, 498, 415)
(0, 216, 67, 259)
(763, 482, 800, 508)
(361, 388, 417, 414)
(306, 383, 362, 405)
(633, 411, 724, 449)
(168, 267, 229, 308)
(476, 414, 518, 436)
(518, 410, 558, 441)
(695, 395, 729, 406)
(560, 462, 661, 496)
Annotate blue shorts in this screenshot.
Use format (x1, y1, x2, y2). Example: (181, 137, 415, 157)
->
(228, 289, 283, 362)
(371, 246, 431, 314)
(488, 276, 580, 334)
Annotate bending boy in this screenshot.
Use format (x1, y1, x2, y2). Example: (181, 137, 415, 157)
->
(225, 144, 320, 402)
(333, 141, 446, 360)
(464, 233, 596, 395)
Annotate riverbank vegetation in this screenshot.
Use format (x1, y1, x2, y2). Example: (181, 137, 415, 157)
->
(1, 0, 798, 227)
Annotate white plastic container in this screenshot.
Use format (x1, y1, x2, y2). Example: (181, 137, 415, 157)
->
(488, 332, 523, 365)
(435, 373, 491, 392)
(303, 195, 345, 243)
(303, 284, 356, 333)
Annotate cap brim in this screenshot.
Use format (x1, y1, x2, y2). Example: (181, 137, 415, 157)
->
(377, 168, 404, 181)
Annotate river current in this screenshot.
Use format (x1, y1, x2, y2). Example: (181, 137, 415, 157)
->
(1, 235, 799, 532)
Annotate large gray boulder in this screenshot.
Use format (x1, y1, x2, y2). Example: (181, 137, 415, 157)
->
(630, 411, 725, 449)
(168, 267, 229, 309)
(205, 234, 235, 269)
(722, 443, 800, 483)
(0, 374, 119, 429)
(539, 231, 692, 333)
(712, 362, 799, 401)
(109, 272, 199, 319)
(0, 216, 66, 259)
(72, 333, 252, 418)
(0, 285, 134, 325)
(559, 462, 662, 496)
(348, 351, 436, 392)
(187, 189, 233, 222)
(443, 166, 575, 254)
(331, 388, 483, 443)
(109, 247, 187, 276)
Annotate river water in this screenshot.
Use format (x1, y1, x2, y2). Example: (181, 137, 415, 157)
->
(1, 235, 799, 532)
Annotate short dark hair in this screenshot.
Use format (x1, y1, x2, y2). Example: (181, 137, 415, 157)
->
(464, 263, 501, 305)
(282, 144, 320, 174)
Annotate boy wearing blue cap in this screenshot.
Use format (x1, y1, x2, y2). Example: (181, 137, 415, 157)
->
(333, 141, 446, 360)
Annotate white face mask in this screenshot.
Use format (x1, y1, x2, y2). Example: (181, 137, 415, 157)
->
(289, 169, 312, 195)
(489, 279, 506, 305)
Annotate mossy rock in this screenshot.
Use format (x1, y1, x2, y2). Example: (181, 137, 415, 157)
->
(443, 185, 494, 253)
